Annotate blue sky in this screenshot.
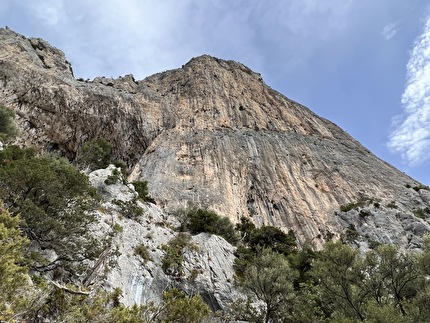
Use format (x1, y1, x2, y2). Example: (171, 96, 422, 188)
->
(2, 0, 430, 185)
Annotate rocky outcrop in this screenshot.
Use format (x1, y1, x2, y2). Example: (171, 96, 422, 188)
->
(0, 28, 429, 249)
(89, 166, 240, 308)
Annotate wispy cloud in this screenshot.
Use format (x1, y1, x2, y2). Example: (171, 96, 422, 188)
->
(29, 0, 65, 26)
(381, 21, 400, 40)
(388, 15, 430, 165)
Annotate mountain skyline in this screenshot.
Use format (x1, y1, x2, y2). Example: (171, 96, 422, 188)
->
(2, 0, 429, 184)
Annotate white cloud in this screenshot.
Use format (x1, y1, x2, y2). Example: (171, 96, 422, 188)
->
(15, 0, 358, 80)
(382, 22, 399, 40)
(388, 15, 430, 165)
(29, 0, 65, 26)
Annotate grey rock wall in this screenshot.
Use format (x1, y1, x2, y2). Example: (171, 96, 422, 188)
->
(0, 28, 429, 249)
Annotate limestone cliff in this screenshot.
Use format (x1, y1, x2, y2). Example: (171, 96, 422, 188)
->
(1, 27, 429, 249)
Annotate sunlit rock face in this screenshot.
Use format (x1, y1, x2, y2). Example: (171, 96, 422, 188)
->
(1, 27, 429, 249)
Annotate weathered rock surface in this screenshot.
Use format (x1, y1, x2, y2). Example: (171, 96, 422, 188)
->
(89, 166, 239, 308)
(0, 28, 429, 249)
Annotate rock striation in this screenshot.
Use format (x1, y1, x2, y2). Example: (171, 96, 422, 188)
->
(0, 27, 429, 249)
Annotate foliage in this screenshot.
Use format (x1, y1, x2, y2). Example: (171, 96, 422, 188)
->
(113, 198, 144, 220)
(413, 207, 430, 219)
(236, 217, 296, 255)
(78, 137, 113, 170)
(340, 198, 369, 212)
(21, 285, 211, 323)
(311, 241, 368, 320)
(175, 206, 238, 244)
(235, 248, 296, 323)
(105, 168, 121, 185)
(134, 244, 152, 263)
(161, 232, 191, 276)
(413, 185, 430, 192)
(386, 201, 398, 209)
(132, 180, 156, 203)
(157, 288, 210, 322)
(0, 145, 103, 277)
(0, 105, 18, 143)
(342, 224, 359, 243)
(311, 241, 426, 322)
(0, 204, 29, 320)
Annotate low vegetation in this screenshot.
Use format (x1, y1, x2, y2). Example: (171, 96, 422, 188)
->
(112, 198, 144, 220)
(77, 137, 113, 170)
(0, 105, 18, 143)
(132, 180, 156, 204)
(0, 145, 106, 277)
(134, 243, 152, 263)
(174, 205, 238, 244)
(161, 232, 192, 276)
(230, 232, 430, 322)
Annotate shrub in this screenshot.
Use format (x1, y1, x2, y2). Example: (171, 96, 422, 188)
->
(342, 225, 359, 243)
(413, 185, 430, 192)
(0, 105, 18, 143)
(235, 217, 296, 256)
(112, 198, 144, 220)
(387, 201, 398, 209)
(161, 233, 191, 276)
(158, 288, 210, 322)
(340, 200, 365, 212)
(359, 210, 371, 218)
(112, 223, 123, 234)
(0, 146, 103, 276)
(132, 180, 156, 204)
(78, 138, 113, 170)
(0, 204, 29, 319)
(104, 168, 121, 185)
(413, 208, 430, 219)
(177, 206, 238, 244)
(134, 244, 152, 263)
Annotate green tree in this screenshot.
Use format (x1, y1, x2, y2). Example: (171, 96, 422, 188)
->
(177, 206, 238, 244)
(78, 137, 113, 170)
(0, 204, 29, 321)
(237, 248, 296, 323)
(236, 217, 296, 255)
(0, 146, 103, 277)
(0, 105, 18, 143)
(158, 288, 210, 323)
(375, 245, 420, 316)
(132, 180, 155, 203)
(311, 242, 368, 321)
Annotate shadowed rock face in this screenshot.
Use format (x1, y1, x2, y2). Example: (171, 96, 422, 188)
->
(0, 28, 429, 248)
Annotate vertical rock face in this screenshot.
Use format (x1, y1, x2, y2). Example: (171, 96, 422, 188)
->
(0, 28, 429, 248)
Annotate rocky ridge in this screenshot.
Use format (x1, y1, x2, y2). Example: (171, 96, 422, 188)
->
(0, 27, 429, 250)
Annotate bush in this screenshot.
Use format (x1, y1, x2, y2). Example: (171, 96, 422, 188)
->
(235, 217, 296, 256)
(0, 105, 18, 143)
(132, 180, 156, 204)
(0, 145, 103, 276)
(0, 204, 29, 319)
(177, 206, 238, 244)
(78, 138, 113, 170)
(112, 198, 144, 220)
(134, 244, 152, 263)
(387, 201, 398, 209)
(158, 288, 210, 322)
(104, 168, 121, 185)
(413, 208, 430, 219)
(161, 233, 191, 276)
(340, 199, 366, 212)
